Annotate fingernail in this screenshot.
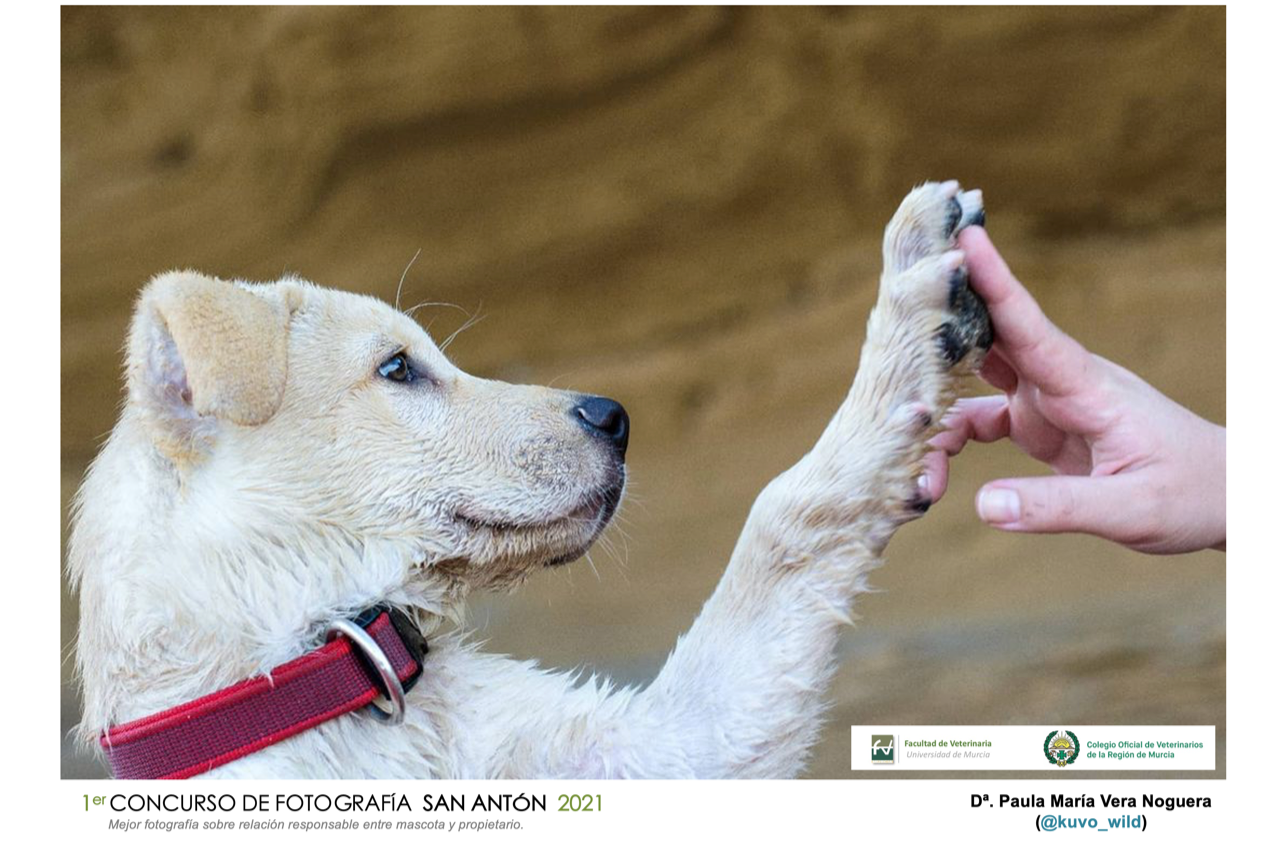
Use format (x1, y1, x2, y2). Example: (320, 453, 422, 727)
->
(917, 474, 931, 497)
(978, 487, 1021, 524)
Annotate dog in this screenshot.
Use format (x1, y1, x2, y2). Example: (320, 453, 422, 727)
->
(68, 181, 990, 778)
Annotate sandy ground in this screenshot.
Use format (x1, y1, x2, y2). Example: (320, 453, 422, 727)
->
(60, 7, 1224, 778)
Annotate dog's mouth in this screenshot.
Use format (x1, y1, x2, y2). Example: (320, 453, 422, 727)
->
(451, 476, 624, 567)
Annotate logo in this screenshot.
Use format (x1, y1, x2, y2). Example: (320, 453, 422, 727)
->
(1044, 730, 1080, 767)
(871, 734, 894, 764)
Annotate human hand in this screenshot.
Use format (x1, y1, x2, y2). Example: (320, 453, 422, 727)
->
(920, 226, 1225, 554)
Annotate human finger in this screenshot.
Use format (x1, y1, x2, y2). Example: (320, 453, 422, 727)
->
(958, 227, 1094, 397)
(977, 347, 1018, 393)
(930, 395, 1012, 456)
(919, 448, 950, 504)
(975, 473, 1149, 543)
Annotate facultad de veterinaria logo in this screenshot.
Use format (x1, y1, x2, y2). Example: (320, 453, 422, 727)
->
(1044, 730, 1080, 767)
(871, 734, 894, 764)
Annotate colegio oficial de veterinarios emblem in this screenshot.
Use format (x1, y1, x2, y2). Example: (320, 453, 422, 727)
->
(1044, 730, 1080, 767)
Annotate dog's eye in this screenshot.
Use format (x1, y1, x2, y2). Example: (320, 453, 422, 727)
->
(378, 353, 416, 383)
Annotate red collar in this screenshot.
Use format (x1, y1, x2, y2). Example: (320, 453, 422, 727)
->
(100, 606, 427, 779)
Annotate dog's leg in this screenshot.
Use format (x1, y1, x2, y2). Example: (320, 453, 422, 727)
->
(634, 182, 990, 776)
(532, 181, 988, 778)
(489, 182, 990, 778)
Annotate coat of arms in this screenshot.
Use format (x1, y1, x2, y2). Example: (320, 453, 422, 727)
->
(1044, 730, 1080, 767)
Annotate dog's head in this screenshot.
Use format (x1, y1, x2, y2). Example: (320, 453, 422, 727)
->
(126, 271, 627, 589)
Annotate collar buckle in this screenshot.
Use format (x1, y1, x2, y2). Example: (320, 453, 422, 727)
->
(326, 604, 426, 725)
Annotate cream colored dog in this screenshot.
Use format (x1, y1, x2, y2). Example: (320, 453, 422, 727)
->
(69, 181, 989, 778)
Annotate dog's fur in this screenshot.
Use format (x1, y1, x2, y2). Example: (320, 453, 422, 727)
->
(69, 181, 989, 778)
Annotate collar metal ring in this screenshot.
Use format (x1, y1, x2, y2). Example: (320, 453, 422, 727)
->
(325, 618, 407, 725)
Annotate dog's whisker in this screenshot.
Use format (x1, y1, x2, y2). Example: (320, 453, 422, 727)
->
(544, 372, 575, 389)
(609, 526, 633, 565)
(583, 551, 602, 582)
(601, 535, 633, 584)
(599, 537, 625, 570)
(440, 305, 486, 354)
(394, 248, 422, 312)
(404, 300, 467, 319)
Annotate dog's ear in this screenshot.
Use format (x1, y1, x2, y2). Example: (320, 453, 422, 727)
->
(126, 271, 292, 458)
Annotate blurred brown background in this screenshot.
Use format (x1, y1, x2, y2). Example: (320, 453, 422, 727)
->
(61, 6, 1225, 778)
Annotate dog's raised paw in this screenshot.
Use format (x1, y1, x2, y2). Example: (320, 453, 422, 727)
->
(882, 180, 986, 276)
(880, 181, 992, 370)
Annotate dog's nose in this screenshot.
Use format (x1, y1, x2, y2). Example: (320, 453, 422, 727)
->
(573, 396, 630, 457)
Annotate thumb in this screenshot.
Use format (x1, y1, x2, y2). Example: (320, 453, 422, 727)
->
(976, 475, 1147, 541)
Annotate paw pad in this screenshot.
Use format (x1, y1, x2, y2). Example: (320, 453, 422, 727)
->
(938, 264, 994, 366)
(881, 180, 994, 367)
